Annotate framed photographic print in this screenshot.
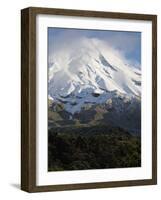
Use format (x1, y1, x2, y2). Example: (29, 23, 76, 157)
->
(21, 7, 157, 192)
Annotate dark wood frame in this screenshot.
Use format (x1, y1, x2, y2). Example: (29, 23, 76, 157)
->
(21, 7, 157, 193)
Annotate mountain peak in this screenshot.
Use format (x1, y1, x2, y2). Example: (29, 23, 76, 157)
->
(48, 37, 141, 113)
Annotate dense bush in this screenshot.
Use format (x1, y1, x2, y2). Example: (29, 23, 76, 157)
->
(48, 126, 141, 171)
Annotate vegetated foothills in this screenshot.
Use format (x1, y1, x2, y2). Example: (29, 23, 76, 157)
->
(48, 29, 141, 171)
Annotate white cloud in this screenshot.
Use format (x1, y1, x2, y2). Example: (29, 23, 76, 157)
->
(48, 28, 141, 69)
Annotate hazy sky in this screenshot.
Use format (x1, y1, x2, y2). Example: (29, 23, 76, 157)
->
(48, 27, 141, 68)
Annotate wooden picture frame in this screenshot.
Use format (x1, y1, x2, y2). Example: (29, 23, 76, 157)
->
(21, 7, 157, 192)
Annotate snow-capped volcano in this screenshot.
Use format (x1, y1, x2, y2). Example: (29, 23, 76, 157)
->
(48, 37, 141, 113)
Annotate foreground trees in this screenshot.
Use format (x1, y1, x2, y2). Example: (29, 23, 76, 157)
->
(48, 126, 141, 171)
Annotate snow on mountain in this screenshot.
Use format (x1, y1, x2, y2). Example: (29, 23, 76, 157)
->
(48, 37, 141, 113)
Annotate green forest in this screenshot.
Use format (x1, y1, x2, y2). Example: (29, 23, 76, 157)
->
(48, 126, 141, 171)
